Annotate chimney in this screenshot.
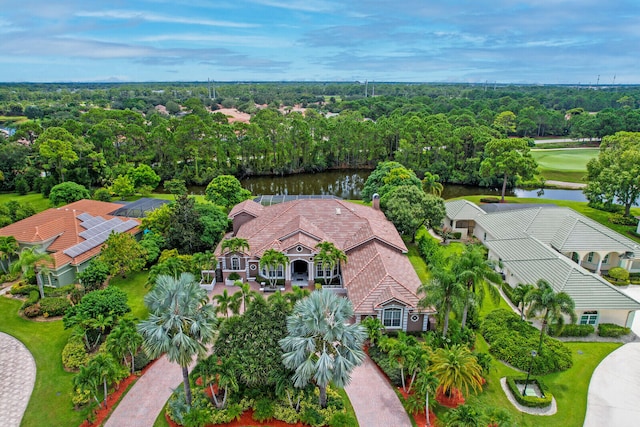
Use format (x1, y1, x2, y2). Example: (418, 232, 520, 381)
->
(372, 193, 380, 210)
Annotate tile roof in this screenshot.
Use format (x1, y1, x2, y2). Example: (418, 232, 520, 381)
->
(445, 199, 486, 220)
(229, 199, 264, 218)
(0, 199, 140, 269)
(226, 199, 421, 314)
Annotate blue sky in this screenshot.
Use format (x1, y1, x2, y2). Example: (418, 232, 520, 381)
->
(0, 0, 638, 83)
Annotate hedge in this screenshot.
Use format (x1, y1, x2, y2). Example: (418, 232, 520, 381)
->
(481, 309, 573, 374)
(598, 323, 631, 338)
(39, 297, 71, 317)
(548, 324, 594, 337)
(505, 376, 553, 408)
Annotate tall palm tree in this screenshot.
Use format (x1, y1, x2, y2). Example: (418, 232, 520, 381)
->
(314, 241, 347, 286)
(380, 332, 417, 392)
(213, 289, 235, 319)
(193, 355, 239, 409)
(512, 283, 535, 321)
(259, 248, 289, 288)
(11, 247, 54, 298)
(0, 235, 18, 274)
(526, 279, 576, 354)
(233, 280, 257, 313)
(410, 370, 439, 427)
(418, 265, 465, 338)
(429, 345, 483, 398)
(89, 353, 122, 409)
(453, 245, 502, 329)
(137, 273, 217, 406)
(279, 290, 366, 408)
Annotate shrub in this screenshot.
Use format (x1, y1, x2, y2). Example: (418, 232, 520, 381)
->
(609, 213, 638, 226)
(62, 335, 90, 370)
(21, 290, 41, 310)
(49, 182, 91, 206)
(252, 398, 275, 422)
(505, 376, 553, 408)
(548, 323, 594, 337)
(329, 412, 358, 427)
(452, 232, 462, 239)
(23, 304, 42, 318)
(228, 272, 241, 281)
(481, 309, 572, 374)
(480, 197, 500, 203)
(300, 405, 325, 427)
(273, 404, 300, 424)
(608, 267, 630, 281)
(133, 350, 151, 371)
(10, 282, 38, 296)
(598, 323, 631, 338)
(367, 345, 403, 386)
(92, 187, 112, 202)
(39, 297, 71, 317)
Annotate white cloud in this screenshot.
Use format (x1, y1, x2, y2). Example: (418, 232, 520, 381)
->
(76, 10, 259, 28)
(137, 33, 293, 48)
(249, 0, 338, 13)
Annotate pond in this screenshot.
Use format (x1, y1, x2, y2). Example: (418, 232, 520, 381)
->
(239, 169, 588, 202)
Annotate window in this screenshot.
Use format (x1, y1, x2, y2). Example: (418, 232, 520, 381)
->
(587, 252, 595, 263)
(383, 308, 402, 328)
(571, 252, 580, 263)
(262, 266, 284, 278)
(603, 254, 610, 264)
(231, 257, 240, 270)
(580, 311, 598, 326)
(315, 263, 335, 278)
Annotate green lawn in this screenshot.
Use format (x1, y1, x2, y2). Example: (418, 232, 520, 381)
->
(0, 192, 52, 213)
(531, 148, 598, 183)
(0, 272, 151, 427)
(0, 296, 86, 427)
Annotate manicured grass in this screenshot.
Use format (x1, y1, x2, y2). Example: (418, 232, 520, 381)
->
(0, 115, 30, 125)
(110, 270, 150, 320)
(0, 296, 86, 427)
(0, 191, 51, 213)
(153, 403, 170, 427)
(531, 148, 597, 183)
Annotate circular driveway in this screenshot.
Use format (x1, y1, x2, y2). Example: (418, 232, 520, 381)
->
(0, 332, 36, 427)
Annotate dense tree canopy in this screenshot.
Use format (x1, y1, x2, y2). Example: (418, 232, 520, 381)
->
(585, 131, 640, 215)
(479, 138, 538, 201)
(381, 185, 446, 242)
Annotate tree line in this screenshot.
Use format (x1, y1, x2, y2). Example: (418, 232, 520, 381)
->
(1, 83, 639, 195)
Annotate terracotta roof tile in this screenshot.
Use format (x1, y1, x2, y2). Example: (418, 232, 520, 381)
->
(0, 200, 140, 268)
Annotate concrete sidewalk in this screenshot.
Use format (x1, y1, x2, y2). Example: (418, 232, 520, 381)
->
(583, 343, 640, 427)
(345, 355, 411, 427)
(0, 332, 36, 427)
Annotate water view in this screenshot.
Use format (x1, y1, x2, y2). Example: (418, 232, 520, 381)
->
(235, 170, 587, 203)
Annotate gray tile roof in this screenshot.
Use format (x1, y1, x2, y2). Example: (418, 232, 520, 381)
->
(445, 199, 486, 220)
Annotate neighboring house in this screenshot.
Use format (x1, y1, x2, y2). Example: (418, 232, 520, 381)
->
(443, 199, 486, 239)
(445, 200, 640, 327)
(216, 198, 435, 332)
(0, 199, 141, 287)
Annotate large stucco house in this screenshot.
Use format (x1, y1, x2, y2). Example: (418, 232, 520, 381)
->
(215, 198, 434, 332)
(445, 199, 640, 327)
(0, 199, 141, 287)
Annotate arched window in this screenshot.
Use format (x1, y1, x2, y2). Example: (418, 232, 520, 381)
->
(231, 256, 240, 270)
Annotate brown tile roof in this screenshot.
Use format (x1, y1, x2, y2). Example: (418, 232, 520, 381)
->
(230, 199, 421, 314)
(229, 199, 264, 218)
(0, 199, 140, 269)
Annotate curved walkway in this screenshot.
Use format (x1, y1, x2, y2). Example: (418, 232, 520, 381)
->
(583, 343, 640, 427)
(0, 332, 36, 427)
(345, 354, 411, 427)
(105, 354, 186, 427)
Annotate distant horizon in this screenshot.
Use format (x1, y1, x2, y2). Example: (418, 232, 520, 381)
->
(1, 1, 638, 84)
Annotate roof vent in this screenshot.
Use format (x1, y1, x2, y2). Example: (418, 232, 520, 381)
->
(336, 208, 341, 215)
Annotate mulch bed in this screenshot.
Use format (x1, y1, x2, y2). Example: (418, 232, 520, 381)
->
(165, 409, 309, 427)
(79, 359, 158, 427)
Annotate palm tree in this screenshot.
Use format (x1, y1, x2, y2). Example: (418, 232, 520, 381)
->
(526, 279, 576, 354)
(233, 280, 256, 313)
(11, 247, 54, 298)
(418, 265, 465, 338)
(380, 332, 417, 392)
(442, 403, 485, 427)
(453, 245, 502, 329)
(259, 248, 289, 289)
(220, 237, 249, 254)
(0, 235, 18, 274)
(213, 289, 235, 319)
(410, 370, 439, 427)
(422, 172, 444, 196)
(285, 285, 310, 308)
(512, 283, 535, 321)
(137, 273, 217, 406)
(73, 363, 101, 408)
(193, 355, 239, 409)
(360, 316, 384, 347)
(429, 345, 483, 398)
(314, 241, 347, 286)
(106, 317, 143, 374)
(279, 290, 366, 408)
(90, 353, 122, 408)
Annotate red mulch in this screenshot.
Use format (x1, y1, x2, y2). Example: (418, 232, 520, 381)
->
(435, 387, 465, 408)
(79, 359, 157, 427)
(165, 409, 308, 427)
(396, 386, 439, 427)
